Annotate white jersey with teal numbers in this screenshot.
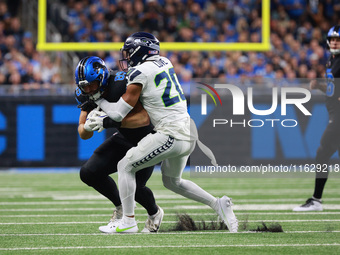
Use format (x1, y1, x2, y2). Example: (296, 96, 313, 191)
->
(126, 56, 190, 140)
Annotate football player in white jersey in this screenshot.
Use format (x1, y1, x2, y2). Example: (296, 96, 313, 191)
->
(87, 32, 238, 233)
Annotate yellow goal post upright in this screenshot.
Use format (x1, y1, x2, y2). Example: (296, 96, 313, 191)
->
(37, 0, 270, 52)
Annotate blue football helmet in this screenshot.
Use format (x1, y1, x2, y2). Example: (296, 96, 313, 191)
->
(327, 26, 340, 55)
(119, 32, 160, 71)
(75, 56, 109, 100)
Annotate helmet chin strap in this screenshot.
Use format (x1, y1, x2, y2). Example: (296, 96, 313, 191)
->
(330, 49, 340, 55)
(327, 38, 340, 55)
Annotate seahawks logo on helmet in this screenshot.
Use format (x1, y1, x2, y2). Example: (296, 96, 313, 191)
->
(119, 32, 160, 71)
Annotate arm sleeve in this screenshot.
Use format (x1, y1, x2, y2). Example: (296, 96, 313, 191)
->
(103, 117, 121, 129)
(96, 97, 133, 122)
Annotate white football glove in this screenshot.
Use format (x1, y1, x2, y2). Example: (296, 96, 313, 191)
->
(84, 108, 108, 133)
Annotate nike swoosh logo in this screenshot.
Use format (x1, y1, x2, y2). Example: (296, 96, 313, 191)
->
(116, 225, 136, 232)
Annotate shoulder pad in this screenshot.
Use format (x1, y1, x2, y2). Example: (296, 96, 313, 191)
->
(127, 68, 142, 82)
(113, 71, 127, 82)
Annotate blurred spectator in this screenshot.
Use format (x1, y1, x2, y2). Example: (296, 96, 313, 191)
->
(0, 1, 62, 93)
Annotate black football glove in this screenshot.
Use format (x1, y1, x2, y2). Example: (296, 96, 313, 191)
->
(75, 89, 97, 112)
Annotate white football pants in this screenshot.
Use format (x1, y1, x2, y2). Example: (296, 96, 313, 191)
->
(117, 132, 218, 216)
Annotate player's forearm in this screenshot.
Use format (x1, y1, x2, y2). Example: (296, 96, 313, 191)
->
(96, 97, 133, 122)
(78, 124, 93, 140)
(121, 109, 150, 128)
(101, 112, 149, 129)
(101, 101, 149, 129)
(78, 110, 93, 140)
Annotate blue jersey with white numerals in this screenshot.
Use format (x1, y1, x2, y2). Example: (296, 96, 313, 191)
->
(325, 54, 340, 114)
(75, 70, 154, 146)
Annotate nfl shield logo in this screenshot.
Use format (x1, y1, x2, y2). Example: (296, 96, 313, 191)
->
(149, 50, 158, 54)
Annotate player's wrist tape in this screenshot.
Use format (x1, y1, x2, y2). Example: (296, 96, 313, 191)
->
(103, 117, 121, 129)
(96, 97, 133, 122)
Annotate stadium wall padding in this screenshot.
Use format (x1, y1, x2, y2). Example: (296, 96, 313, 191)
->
(0, 95, 332, 168)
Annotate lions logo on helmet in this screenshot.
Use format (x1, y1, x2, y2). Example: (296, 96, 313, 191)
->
(327, 25, 340, 55)
(119, 32, 160, 71)
(75, 56, 110, 100)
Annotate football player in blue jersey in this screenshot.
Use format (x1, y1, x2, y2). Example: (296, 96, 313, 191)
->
(294, 26, 340, 211)
(75, 56, 163, 232)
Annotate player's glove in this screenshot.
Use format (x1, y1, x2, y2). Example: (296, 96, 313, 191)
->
(75, 89, 97, 112)
(84, 109, 108, 133)
(79, 99, 97, 112)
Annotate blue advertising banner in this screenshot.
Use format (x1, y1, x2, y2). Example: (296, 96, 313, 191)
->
(0, 94, 332, 168)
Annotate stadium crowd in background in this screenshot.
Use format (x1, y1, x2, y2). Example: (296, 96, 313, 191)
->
(0, 0, 62, 94)
(1, 0, 340, 93)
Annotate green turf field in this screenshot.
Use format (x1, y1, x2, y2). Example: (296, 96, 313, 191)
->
(0, 171, 339, 254)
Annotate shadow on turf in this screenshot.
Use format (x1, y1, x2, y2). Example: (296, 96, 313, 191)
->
(249, 222, 284, 232)
(164, 213, 283, 233)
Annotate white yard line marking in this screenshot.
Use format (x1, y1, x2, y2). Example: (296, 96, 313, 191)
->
(1, 198, 340, 205)
(0, 200, 204, 205)
(173, 205, 340, 210)
(1, 204, 340, 212)
(1, 208, 113, 212)
(0, 188, 33, 192)
(1, 219, 340, 225)
(1, 189, 340, 198)
(2, 211, 340, 218)
(0, 201, 112, 205)
(0, 231, 340, 236)
(1, 243, 340, 251)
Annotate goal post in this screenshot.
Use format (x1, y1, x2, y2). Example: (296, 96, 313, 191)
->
(37, 0, 270, 52)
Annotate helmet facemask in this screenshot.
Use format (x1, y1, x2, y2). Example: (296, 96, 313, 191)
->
(78, 79, 103, 101)
(328, 37, 340, 55)
(119, 48, 131, 72)
(327, 26, 340, 55)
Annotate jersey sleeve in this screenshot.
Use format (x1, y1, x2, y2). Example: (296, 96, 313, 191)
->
(126, 67, 148, 88)
(105, 70, 128, 102)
